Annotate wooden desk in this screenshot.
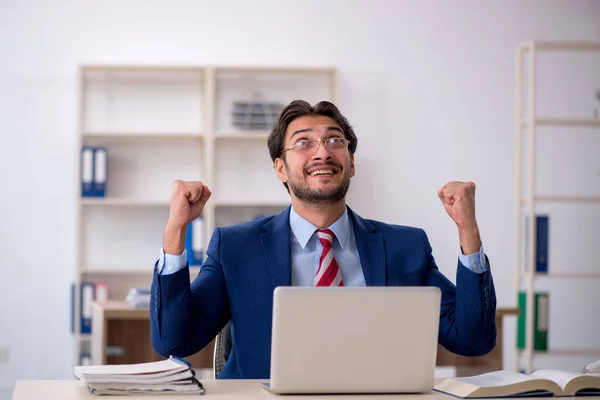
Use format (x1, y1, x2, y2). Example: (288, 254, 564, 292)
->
(91, 301, 213, 368)
(11, 379, 450, 400)
(436, 307, 520, 376)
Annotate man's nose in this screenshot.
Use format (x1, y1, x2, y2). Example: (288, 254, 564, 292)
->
(312, 140, 333, 160)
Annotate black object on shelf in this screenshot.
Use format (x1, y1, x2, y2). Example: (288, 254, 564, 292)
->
(231, 97, 284, 130)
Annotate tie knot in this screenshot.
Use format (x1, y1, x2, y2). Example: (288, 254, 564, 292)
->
(316, 229, 335, 248)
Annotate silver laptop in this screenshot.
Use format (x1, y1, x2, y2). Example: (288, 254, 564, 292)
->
(265, 286, 441, 394)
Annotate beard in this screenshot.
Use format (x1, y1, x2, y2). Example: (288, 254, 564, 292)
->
(285, 160, 351, 205)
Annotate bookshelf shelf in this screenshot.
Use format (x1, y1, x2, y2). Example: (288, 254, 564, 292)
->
(519, 272, 600, 280)
(520, 41, 600, 51)
(79, 334, 92, 342)
(521, 118, 600, 127)
(535, 349, 600, 357)
(521, 196, 600, 204)
(515, 41, 600, 374)
(536, 196, 600, 203)
(83, 132, 204, 138)
(82, 267, 200, 277)
(534, 273, 600, 280)
(516, 348, 600, 361)
(215, 200, 290, 208)
(214, 132, 270, 140)
(82, 268, 153, 275)
(81, 133, 204, 146)
(81, 198, 170, 207)
(214, 66, 337, 74)
(74, 64, 338, 369)
(81, 65, 205, 72)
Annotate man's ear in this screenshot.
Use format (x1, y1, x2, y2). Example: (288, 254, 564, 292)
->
(274, 158, 289, 184)
(350, 155, 355, 177)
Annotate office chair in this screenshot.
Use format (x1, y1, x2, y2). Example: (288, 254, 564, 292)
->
(212, 322, 232, 378)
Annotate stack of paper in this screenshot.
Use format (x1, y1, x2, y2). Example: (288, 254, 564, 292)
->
(74, 356, 205, 396)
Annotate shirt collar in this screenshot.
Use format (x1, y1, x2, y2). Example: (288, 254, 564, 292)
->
(289, 205, 350, 249)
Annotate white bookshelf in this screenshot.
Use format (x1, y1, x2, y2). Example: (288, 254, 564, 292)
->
(514, 41, 600, 374)
(73, 65, 338, 367)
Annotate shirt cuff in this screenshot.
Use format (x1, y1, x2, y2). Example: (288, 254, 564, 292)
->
(157, 247, 188, 275)
(458, 244, 487, 273)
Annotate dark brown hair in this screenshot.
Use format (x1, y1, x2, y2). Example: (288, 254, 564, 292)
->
(267, 100, 358, 163)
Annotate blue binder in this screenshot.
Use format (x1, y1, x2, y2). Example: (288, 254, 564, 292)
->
(525, 215, 549, 273)
(80, 146, 94, 197)
(536, 215, 549, 273)
(185, 217, 204, 266)
(80, 282, 95, 334)
(92, 146, 108, 197)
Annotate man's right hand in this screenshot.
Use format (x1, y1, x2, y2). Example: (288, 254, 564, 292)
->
(163, 180, 211, 255)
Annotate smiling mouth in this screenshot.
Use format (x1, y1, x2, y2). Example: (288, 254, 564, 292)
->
(308, 168, 339, 177)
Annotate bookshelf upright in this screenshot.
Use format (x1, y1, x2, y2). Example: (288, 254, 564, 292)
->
(514, 41, 600, 374)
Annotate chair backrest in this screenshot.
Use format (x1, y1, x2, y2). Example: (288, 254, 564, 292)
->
(212, 322, 232, 378)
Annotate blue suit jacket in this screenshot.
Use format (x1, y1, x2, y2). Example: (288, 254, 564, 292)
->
(150, 206, 496, 379)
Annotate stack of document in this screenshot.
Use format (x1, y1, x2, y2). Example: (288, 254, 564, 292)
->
(74, 356, 205, 396)
(125, 287, 151, 308)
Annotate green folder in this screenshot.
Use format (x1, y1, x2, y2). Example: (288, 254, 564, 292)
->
(517, 291, 548, 351)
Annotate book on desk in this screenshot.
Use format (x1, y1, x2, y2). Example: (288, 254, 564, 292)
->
(434, 369, 600, 398)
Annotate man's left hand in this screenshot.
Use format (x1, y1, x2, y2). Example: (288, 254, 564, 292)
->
(437, 181, 478, 230)
(438, 181, 481, 254)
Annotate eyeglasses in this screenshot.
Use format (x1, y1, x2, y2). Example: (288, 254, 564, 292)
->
(280, 137, 350, 156)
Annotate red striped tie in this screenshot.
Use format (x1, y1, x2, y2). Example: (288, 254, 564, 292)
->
(314, 229, 344, 287)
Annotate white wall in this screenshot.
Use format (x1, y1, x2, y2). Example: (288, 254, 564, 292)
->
(1, 0, 599, 391)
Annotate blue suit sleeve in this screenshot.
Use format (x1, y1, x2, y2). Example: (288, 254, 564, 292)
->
(150, 228, 230, 359)
(421, 230, 496, 357)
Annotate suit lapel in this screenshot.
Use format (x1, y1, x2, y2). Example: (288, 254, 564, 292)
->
(259, 205, 385, 288)
(348, 207, 386, 286)
(260, 207, 292, 288)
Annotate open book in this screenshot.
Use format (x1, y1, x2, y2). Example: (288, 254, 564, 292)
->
(74, 356, 205, 396)
(434, 369, 600, 398)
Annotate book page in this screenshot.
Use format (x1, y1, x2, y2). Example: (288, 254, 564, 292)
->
(80, 369, 194, 384)
(533, 370, 600, 395)
(89, 381, 199, 391)
(434, 370, 562, 398)
(74, 358, 185, 376)
(453, 370, 540, 387)
(531, 369, 583, 390)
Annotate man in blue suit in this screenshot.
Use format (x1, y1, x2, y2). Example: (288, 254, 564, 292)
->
(150, 100, 496, 379)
